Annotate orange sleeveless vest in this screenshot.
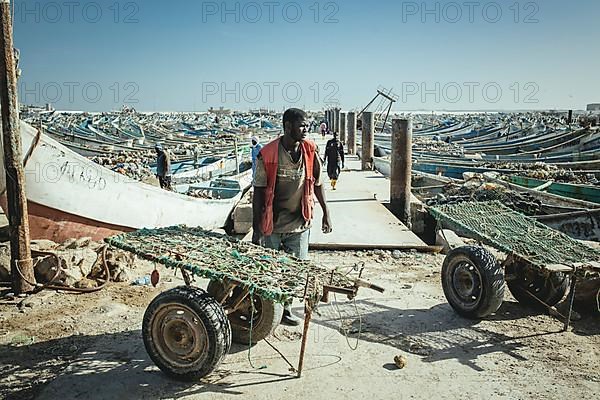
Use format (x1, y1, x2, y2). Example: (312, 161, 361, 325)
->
(259, 138, 317, 236)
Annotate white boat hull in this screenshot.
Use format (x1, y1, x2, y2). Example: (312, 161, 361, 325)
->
(0, 121, 248, 242)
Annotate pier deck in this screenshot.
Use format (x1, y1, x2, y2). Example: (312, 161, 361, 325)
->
(309, 137, 426, 250)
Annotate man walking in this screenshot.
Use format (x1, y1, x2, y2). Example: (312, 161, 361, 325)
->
(324, 132, 345, 190)
(252, 108, 332, 326)
(155, 143, 171, 190)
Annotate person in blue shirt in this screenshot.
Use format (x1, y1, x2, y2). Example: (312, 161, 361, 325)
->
(251, 136, 263, 178)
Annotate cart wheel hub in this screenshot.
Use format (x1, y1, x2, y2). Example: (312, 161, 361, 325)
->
(152, 304, 209, 367)
(453, 262, 482, 302)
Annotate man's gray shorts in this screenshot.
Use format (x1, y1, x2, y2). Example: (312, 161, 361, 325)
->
(263, 229, 310, 261)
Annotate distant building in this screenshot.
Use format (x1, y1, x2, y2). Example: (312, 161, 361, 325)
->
(250, 108, 273, 116)
(208, 106, 231, 115)
(587, 103, 600, 111)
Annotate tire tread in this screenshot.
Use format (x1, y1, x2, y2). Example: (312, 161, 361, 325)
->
(442, 246, 505, 319)
(142, 286, 231, 381)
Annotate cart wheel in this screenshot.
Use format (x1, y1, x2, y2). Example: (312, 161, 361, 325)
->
(442, 246, 505, 319)
(207, 280, 284, 344)
(506, 264, 569, 308)
(142, 286, 231, 381)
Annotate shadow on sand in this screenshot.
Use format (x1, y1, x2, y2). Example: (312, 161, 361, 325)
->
(0, 329, 305, 400)
(307, 297, 599, 372)
(2, 297, 597, 399)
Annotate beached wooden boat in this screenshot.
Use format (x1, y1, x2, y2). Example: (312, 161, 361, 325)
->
(0, 121, 252, 242)
(508, 176, 600, 204)
(409, 157, 600, 180)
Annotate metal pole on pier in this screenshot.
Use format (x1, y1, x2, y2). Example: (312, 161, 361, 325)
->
(390, 119, 412, 228)
(361, 112, 374, 170)
(340, 112, 346, 144)
(0, 0, 35, 294)
(234, 138, 239, 174)
(334, 108, 340, 134)
(347, 111, 356, 155)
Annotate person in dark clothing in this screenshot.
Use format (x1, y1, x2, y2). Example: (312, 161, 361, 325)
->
(155, 143, 172, 190)
(324, 132, 345, 190)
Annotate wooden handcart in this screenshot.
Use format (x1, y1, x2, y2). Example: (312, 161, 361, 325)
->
(429, 200, 600, 327)
(105, 226, 383, 380)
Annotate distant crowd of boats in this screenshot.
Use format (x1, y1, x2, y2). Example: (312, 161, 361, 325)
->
(371, 111, 600, 241)
(3, 108, 599, 243)
(3, 108, 283, 242)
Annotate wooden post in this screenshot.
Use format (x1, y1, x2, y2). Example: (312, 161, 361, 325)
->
(296, 304, 313, 378)
(563, 273, 577, 331)
(0, 0, 35, 294)
(361, 112, 374, 170)
(233, 138, 239, 174)
(390, 119, 412, 227)
(347, 111, 356, 155)
(334, 108, 340, 134)
(340, 112, 346, 144)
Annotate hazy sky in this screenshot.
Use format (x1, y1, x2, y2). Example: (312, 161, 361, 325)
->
(13, 0, 600, 112)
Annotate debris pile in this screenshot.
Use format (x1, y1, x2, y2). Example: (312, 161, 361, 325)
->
(426, 178, 543, 215)
(91, 153, 154, 181)
(481, 161, 599, 185)
(185, 188, 216, 199)
(0, 238, 137, 289)
(413, 137, 464, 157)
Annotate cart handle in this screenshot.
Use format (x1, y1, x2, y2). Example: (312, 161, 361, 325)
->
(354, 278, 385, 294)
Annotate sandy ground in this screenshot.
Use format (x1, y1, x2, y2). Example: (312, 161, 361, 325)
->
(1, 249, 599, 400)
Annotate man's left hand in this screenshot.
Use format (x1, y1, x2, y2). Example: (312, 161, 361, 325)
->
(322, 214, 332, 234)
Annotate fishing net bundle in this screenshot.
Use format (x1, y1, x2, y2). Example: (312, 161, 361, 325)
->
(105, 226, 354, 304)
(426, 180, 542, 215)
(429, 201, 600, 267)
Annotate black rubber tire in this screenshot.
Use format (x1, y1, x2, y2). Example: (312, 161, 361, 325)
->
(442, 246, 505, 319)
(142, 286, 231, 381)
(207, 280, 283, 345)
(506, 264, 570, 308)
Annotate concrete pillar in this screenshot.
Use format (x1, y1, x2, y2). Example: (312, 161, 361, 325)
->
(361, 112, 374, 170)
(340, 112, 346, 144)
(331, 108, 340, 134)
(390, 119, 413, 227)
(347, 112, 356, 155)
(333, 110, 337, 132)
